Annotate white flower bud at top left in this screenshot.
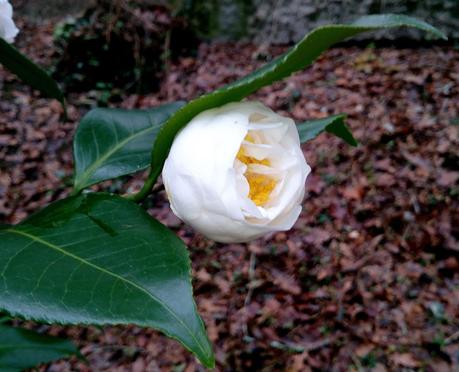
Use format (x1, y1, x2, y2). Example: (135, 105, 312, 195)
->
(0, 0, 19, 43)
(162, 101, 311, 243)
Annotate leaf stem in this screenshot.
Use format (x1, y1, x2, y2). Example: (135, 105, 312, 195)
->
(125, 166, 161, 203)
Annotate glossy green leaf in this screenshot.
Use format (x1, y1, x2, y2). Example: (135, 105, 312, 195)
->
(298, 114, 357, 146)
(73, 102, 185, 192)
(0, 193, 214, 367)
(0, 38, 65, 107)
(0, 324, 78, 372)
(150, 14, 446, 177)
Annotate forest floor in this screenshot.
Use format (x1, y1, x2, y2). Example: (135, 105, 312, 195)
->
(1, 18, 459, 372)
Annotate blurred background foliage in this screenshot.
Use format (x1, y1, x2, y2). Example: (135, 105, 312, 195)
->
(13, 0, 455, 95)
(51, 0, 200, 94)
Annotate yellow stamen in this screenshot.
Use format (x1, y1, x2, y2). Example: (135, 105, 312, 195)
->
(236, 135, 276, 206)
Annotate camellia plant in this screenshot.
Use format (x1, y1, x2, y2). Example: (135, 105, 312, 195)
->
(0, 6, 446, 369)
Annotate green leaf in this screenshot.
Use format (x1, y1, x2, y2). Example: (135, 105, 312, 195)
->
(0, 193, 214, 368)
(298, 114, 357, 146)
(0, 38, 65, 107)
(73, 102, 185, 192)
(0, 324, 78, 372)
(0, 316, 11, 323)
(150, 14, 446, 177)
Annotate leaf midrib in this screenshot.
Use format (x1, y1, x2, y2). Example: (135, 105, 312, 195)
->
(4, 228, 208, 359)
(74, 124, 156, 191)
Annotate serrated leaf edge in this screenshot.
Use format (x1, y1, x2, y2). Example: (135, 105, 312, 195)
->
(1, 228, 214, 368)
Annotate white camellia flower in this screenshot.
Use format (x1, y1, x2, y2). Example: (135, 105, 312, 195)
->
(0, 0, 19, 43)
(162, 101, 311, 243)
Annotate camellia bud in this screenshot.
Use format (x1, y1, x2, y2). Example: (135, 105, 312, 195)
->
(0, 0, 19, 43)
(162, 101, 310, 243)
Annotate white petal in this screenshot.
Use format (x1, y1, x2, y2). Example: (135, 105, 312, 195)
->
(163, 105, 249, 222)
(0, 1, 13, 19)
(163, 164, 202, 220)
(0, 1, 18, 43)
(0, 16, 18, 43)
(162, 100, 311, 243)
(268, 205, 303, 230)
(241, 141, 272, 160)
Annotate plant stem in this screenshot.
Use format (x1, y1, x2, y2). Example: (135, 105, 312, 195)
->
(125, 166, 161, 203)
(69, 188, 80, 197)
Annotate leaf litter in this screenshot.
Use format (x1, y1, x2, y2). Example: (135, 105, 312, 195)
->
(0, 18, 458, 372)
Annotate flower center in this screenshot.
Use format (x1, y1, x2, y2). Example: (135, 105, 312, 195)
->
(236, 135, 276, 206)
